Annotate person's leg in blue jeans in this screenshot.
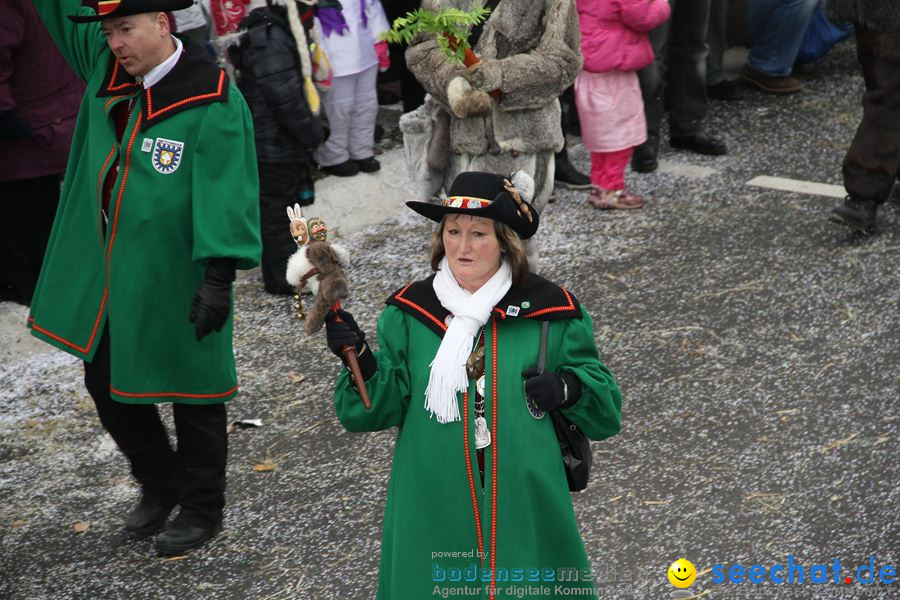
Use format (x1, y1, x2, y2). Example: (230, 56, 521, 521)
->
(743, 0, 818, 92)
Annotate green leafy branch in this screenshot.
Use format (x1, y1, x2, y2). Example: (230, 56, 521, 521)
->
(381, 5, 492, 66)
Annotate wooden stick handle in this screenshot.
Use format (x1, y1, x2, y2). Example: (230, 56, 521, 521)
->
(331, 300, 372, 411)
(341, 345, 372, 410)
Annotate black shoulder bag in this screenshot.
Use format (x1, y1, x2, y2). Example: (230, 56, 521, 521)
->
(538, 320, 593, 492)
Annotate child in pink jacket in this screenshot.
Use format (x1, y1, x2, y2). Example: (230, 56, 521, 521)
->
(575, 0, 670, 209)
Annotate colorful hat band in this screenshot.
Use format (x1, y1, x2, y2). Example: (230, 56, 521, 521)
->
(442, 196, 492, 209)
(97, 0, 122, 16)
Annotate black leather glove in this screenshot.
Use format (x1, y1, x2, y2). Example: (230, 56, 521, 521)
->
(189, 257, 236, 341)
(325, 309, 376, 381)
(522, 368, 582, 412)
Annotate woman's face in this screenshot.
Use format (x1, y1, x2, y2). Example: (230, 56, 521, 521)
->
(443, 214, 502, 293)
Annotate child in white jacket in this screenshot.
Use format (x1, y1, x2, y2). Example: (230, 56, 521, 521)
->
(314, 0, 390, 176)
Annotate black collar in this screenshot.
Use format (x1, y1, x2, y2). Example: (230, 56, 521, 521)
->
(96, 36, 229, 131)
(386, 273, 582, 338)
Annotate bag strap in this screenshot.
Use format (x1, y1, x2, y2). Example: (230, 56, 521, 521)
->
(537, 320, 549, 374)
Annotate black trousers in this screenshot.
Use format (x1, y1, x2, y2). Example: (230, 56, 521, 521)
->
(843, 26, 900, 205)
(258, 161, 312, 291)
(636, 0, 713, 145)
(0, 175, 61, 303)
(83, 328, 227, 526)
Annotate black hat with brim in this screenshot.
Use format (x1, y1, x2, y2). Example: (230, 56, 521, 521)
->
(406, 171, 540, 240)
(68, 0, 194, 23)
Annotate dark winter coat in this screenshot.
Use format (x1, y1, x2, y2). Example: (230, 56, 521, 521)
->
(0, 0, 83, 182)
(828, 0, 900, 32)
(232, 6, 327, 164)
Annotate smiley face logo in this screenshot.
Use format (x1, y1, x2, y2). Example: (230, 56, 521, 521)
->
(668, 559, 696, 588)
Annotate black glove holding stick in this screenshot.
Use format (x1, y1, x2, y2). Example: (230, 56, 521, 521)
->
(190, 257, 236, 341)
(325, 308, 376, 408)
(522, 320, 582, 413)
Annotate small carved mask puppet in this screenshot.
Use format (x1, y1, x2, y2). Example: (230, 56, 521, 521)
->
(308, 217, 328, 241)
(287, 203, 309, 246)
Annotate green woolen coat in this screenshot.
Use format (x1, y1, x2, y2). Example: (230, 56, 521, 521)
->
(28, 0, 262, 404)
(334, 275, 623, 599)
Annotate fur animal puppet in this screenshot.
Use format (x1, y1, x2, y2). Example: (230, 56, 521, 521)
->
(285, 204, 350, 299)
(303, 240, 349, 335)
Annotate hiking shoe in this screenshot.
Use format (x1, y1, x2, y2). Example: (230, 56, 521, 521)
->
(741, 64, 803, 94)
(631, 144, 659, 173)
(353, 157, 381, 173)
(707, 79, 745, 101)
(124, 495, 177, 538)
(554, 155, 591, 189)
(320, 160, 360, 177)
(155, 513, 223, 556)
(670, 133, 727, 156)
(829, 196, 878, 233)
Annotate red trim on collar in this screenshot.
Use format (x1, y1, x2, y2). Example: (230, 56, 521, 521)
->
(526, 288, 576, 318)
(144, 70, 226, 121)
(106, 61, 139, 93)
(393, 283, 448, 332)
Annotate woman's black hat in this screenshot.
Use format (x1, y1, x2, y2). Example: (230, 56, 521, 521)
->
(69, 0, 194, 23)
(406, 171, 540, 240)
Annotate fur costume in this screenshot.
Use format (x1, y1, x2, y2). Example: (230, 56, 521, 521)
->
(402, 0, 582, 206)
(303, 240, 350, 335)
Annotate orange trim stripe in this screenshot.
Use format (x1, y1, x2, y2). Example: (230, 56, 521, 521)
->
(106, 113, 141, 278)
(106, 61, 136, 92)
(145, 70, 226, 120)
(489, 317, 498, 600)
(103, 94, 130, 114)
(526, 288, 576, 318)
(26, 289, 107, 356)
(394, 285, 448, 332)
(97, 144, 116, 233)
(111, 384, 238, 399)
(463, 391, 484, 558)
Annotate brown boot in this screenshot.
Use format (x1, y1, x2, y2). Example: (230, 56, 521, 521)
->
(741, 64, 802, 94)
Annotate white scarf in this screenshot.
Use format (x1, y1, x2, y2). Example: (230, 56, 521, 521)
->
(425, 256, 512, 423)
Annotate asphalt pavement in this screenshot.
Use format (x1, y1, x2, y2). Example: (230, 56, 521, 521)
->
(0, 41, 897, 599)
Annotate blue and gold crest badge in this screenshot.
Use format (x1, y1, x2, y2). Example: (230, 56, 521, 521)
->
(152, 138, 184, 174)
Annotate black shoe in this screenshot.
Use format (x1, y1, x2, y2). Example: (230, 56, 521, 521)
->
(353, 157, 381, 173)
(631, 145, 659, 173)
(829, 196, 878, 233)
(155, 514, 223, 556)
(320, 160, 360, 177)
(670, 134, 727, 156)
(707, 79, 745, 101)
(554, 156, 591, 189)
(124, 495, 177, 538)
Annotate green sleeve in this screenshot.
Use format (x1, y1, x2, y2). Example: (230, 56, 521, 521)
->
(190, 87, 262, 270)
(33, 0, 108, 81)
(556, 311, 623, 441)
(334, 306, 411, 432)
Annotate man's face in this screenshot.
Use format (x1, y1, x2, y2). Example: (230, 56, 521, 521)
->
(101, 13, 171, 77)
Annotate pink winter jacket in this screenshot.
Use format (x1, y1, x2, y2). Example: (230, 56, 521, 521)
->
(576, 0, 671, 73)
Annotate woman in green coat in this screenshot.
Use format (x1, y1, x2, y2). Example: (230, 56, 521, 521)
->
(326, 170, 623, 599)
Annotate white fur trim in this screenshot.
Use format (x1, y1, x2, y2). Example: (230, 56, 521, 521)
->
(286, 247, 319, 295)
(510, 170, 535, 205)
